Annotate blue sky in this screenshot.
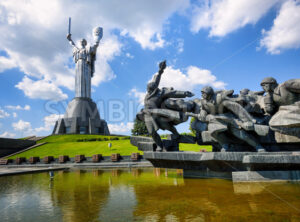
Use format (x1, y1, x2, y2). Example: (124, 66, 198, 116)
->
(0, 0, 300, 138)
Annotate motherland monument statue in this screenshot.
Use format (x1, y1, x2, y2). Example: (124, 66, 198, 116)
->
(52, 18, 109, 135)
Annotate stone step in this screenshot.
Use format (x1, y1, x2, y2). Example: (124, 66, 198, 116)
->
(137, 142, 156, 151)
(0, 159, 12, 165)
(130, 136, 153, 147)
(167, 135, 196, 144)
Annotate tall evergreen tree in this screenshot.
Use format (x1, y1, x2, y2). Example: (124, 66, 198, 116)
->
(131, 118, 148, 136)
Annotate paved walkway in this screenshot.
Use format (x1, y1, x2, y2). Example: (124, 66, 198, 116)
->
(0, 167, 67, 176)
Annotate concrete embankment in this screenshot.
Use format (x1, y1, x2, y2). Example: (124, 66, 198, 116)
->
(0, 160, 152, 176)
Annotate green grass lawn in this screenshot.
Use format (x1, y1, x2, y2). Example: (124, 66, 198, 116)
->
(9, 135, 212, 159)
(179, 143, 212, 152)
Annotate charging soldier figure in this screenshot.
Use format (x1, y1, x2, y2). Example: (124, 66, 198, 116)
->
(261, 77, 300, 115)
(188, 86, 266, 152)
(260, 77, 300, 136)
(138, 61, 194, 151)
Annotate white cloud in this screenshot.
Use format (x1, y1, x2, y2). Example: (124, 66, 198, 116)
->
(175, 38, 184, 53)
(108, 122, 134, 134)
(130, 66, 225, 104)
(92, 35, 122, 86)
(190, 0, 280, 37)
(0, 56, 17, 72)
(114, 0, 189, 50)
(5, 104, 30, 110)
(12, 119, 32, 131)
(129, 88, 146, 105)
(12, 112, 17, 118)
(34, 114, 63, 132)
(129, 32, 165, 50)
(10, 114, 63, 137)
(0, 0, 189, 100)
(0, 131, 16, 138)
(0, 108, 10, 118)
(260, 0, 300, 54)
(159, 66, 226, 91)
(125, 53, 134, 59)
(15, 76, 68, 101)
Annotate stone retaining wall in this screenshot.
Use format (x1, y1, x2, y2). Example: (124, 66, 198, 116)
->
(0, 138, 36, 157)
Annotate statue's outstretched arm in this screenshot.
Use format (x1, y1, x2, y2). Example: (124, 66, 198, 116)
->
(186, 109, 208, 122)
(91, 27, 102, 54)
(164, 90, 194, 99)
(94, 40, 100, 48)
(151, 60, 166, 89)
(89, 41, 99, 56)
(67, 34, 78, 49)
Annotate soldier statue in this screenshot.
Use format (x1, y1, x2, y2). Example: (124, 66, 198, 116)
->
(137, 61, 194, 151)
(261, 77, 300, 115)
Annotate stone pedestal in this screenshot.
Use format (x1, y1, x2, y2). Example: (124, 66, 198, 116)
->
(52, 97, 109, 135)
(144, 151, 300, 182)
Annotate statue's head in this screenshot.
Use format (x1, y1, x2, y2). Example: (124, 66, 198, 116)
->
(240, 88, 250, 96)
(201, 86, 214, 100)
(80, 38, 87, 48)
(147, 82, 156, 94)
(261, 77, 278, 93)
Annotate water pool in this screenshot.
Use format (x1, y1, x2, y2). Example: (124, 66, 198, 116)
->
(0, 168, 299, 222)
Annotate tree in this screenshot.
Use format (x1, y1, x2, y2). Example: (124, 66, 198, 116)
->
(131, 118, 149, 136)
(189, 117, 196, 136)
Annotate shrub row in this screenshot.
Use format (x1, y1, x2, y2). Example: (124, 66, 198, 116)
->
(76, 136, 130, 142)
(159, 133, 194, 138)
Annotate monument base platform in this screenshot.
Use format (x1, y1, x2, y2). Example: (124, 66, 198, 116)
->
(232, 171, 300, 182)
(53, 97, 109, 135)
(143, 151, 300, 182)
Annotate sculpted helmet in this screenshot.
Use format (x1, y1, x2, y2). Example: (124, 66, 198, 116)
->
(260, 77, 278, 86)
(201, 86, 214, 96)
(240, 88, 250, 95)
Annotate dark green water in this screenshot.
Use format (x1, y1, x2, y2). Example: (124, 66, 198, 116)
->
(0, 168, 300, 222)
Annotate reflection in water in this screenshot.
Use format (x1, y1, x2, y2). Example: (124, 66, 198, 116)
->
(0, 168, 299, 222)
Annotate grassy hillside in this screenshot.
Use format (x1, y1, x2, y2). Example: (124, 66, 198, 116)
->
(9, 135, 211, 159)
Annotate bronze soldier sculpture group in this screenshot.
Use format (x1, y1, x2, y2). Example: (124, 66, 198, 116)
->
(137, 61, 300, 152)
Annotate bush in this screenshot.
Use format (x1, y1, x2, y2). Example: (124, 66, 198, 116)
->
(121, 136, 130, 140)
